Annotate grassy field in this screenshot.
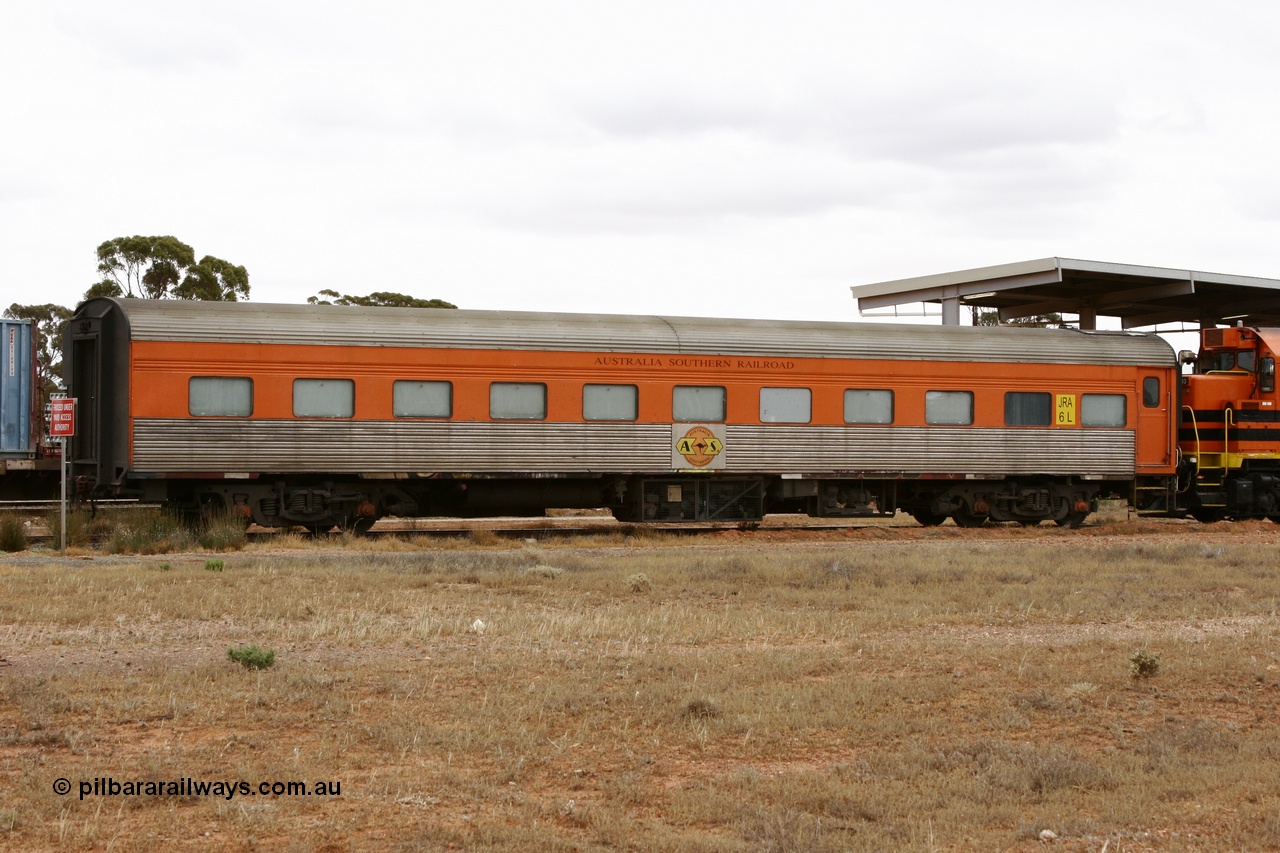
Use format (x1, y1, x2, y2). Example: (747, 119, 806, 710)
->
(2, 520, 1279, 851)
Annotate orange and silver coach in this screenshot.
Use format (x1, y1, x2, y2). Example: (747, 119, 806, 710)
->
(64, 297, 1180, 530)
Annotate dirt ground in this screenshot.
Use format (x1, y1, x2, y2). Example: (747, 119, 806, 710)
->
(2, 516, 1279, 851)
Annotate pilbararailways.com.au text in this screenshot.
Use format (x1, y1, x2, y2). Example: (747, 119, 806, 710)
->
(54, 777, 342, 801)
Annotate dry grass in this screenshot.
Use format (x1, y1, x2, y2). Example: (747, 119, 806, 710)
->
(2, 523, 1280, 851)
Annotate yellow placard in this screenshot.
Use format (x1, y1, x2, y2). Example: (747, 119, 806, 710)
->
(1055, 394, 1077, 426)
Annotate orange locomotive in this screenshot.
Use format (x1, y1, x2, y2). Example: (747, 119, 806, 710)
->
(1178, 325, 1280, 520)
(65, 297, 1182, 529)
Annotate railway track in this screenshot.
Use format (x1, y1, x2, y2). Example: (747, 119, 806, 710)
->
(0, 499, 158, 513)
(11, 511, 899, 546)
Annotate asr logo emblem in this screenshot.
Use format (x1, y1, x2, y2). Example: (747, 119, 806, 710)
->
(676, 426, 724, 467)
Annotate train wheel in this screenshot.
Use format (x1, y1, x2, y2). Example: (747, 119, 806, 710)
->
(951, 512, 987, 528)
(1054, 512, 1087, 529)
(910, 511, 946, 527)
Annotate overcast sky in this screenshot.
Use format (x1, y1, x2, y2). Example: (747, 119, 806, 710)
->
(4, 1, 1279, 322)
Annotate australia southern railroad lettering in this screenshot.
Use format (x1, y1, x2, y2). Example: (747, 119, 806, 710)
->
(593, 355, 796, 370)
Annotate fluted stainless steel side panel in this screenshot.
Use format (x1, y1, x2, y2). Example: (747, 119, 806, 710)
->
(108, 298, 1177, 367)
(132, 420, 673, 473)
(725, 426, 1136, 476)
(133, 420, 1135, 477)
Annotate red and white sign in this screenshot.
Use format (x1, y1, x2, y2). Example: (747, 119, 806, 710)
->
(50, 398, 76, 437)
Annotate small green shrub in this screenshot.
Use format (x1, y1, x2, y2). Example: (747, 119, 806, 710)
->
(1130, 650, 1160, 680)
(0, 514, 28, 552)
(204, 560, 224, 572)
(227, 645, 275, 670)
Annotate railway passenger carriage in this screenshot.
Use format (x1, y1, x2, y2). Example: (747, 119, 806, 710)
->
(65, 297, 1180, 530)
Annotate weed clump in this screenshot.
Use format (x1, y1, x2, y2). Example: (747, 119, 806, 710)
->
(197, 511, 248, 551)
(44, 508, 99, 548)
(469, 528, 501, 546)
(227, 645, 276, 670)
(682, 698, 721, 720)
(520, 564, 563, 580)
(204, 560, 224, 572)
(625, 573, 652, 593)
(1130, 650, 1161, 680)
(0, 514, 27, 552)
(102, 508, 193, 555)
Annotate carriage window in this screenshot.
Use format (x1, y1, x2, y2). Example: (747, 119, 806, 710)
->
(584, 384, 638, 421)
(1081, 393, 1126, 426)
(394, 381, 452, 418)
(294, 378, 354, 418)
(1142, 377, 1161, 408)
(844, 389, 894, 424)
(189, 377, 252, 417)
(760, 388, 811, 423)
(490, 382, 546, 420)
(925, 390, 973, 425)
(673, 386, 726, 422)
(1004, 392, 1052, 426)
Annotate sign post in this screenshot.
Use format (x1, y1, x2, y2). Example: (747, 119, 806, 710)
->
(50, 398, 76, 552)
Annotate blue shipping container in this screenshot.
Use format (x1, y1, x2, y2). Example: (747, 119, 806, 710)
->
(1, 318, 35, 457)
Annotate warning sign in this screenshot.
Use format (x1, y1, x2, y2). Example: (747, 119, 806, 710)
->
(50, 398, 76, 438)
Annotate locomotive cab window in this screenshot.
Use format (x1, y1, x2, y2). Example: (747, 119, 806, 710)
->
(189, 377, 252, 417)
(1262, 357, 1275, 394)
(759, 387, 811, 423)
(1200, 351, 1253, 373)
(673, 386, 726, 423)
(490, 382, 547, 420)
(1142, 377, 1161, 408)
(1004, 392, 1051, 426)
(925, 390, 973, 425)
(1081, 393, 1126, 426)
(583, 384, 638, 421)
(394, 380, 452, 418)
(293, 379, 354, 418)
(844, 389, 893, 424)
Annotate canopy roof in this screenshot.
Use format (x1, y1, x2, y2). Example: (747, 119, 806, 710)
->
(850, 258, 1280, 329)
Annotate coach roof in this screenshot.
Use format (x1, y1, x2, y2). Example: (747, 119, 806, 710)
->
(93, 297, 1177, 367)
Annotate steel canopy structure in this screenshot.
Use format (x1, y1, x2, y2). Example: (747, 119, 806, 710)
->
(849, 258, 1280, 329)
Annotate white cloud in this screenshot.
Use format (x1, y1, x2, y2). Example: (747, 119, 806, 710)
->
(3, 0, 1280, 323)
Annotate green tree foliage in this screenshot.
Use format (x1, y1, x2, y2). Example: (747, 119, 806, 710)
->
(3, 302, 72, 396)
(174, 256, 250, 301)
(92, 236, 249, 301)
(307, 289, 456, 309)
(971, 307, 1066, 327)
